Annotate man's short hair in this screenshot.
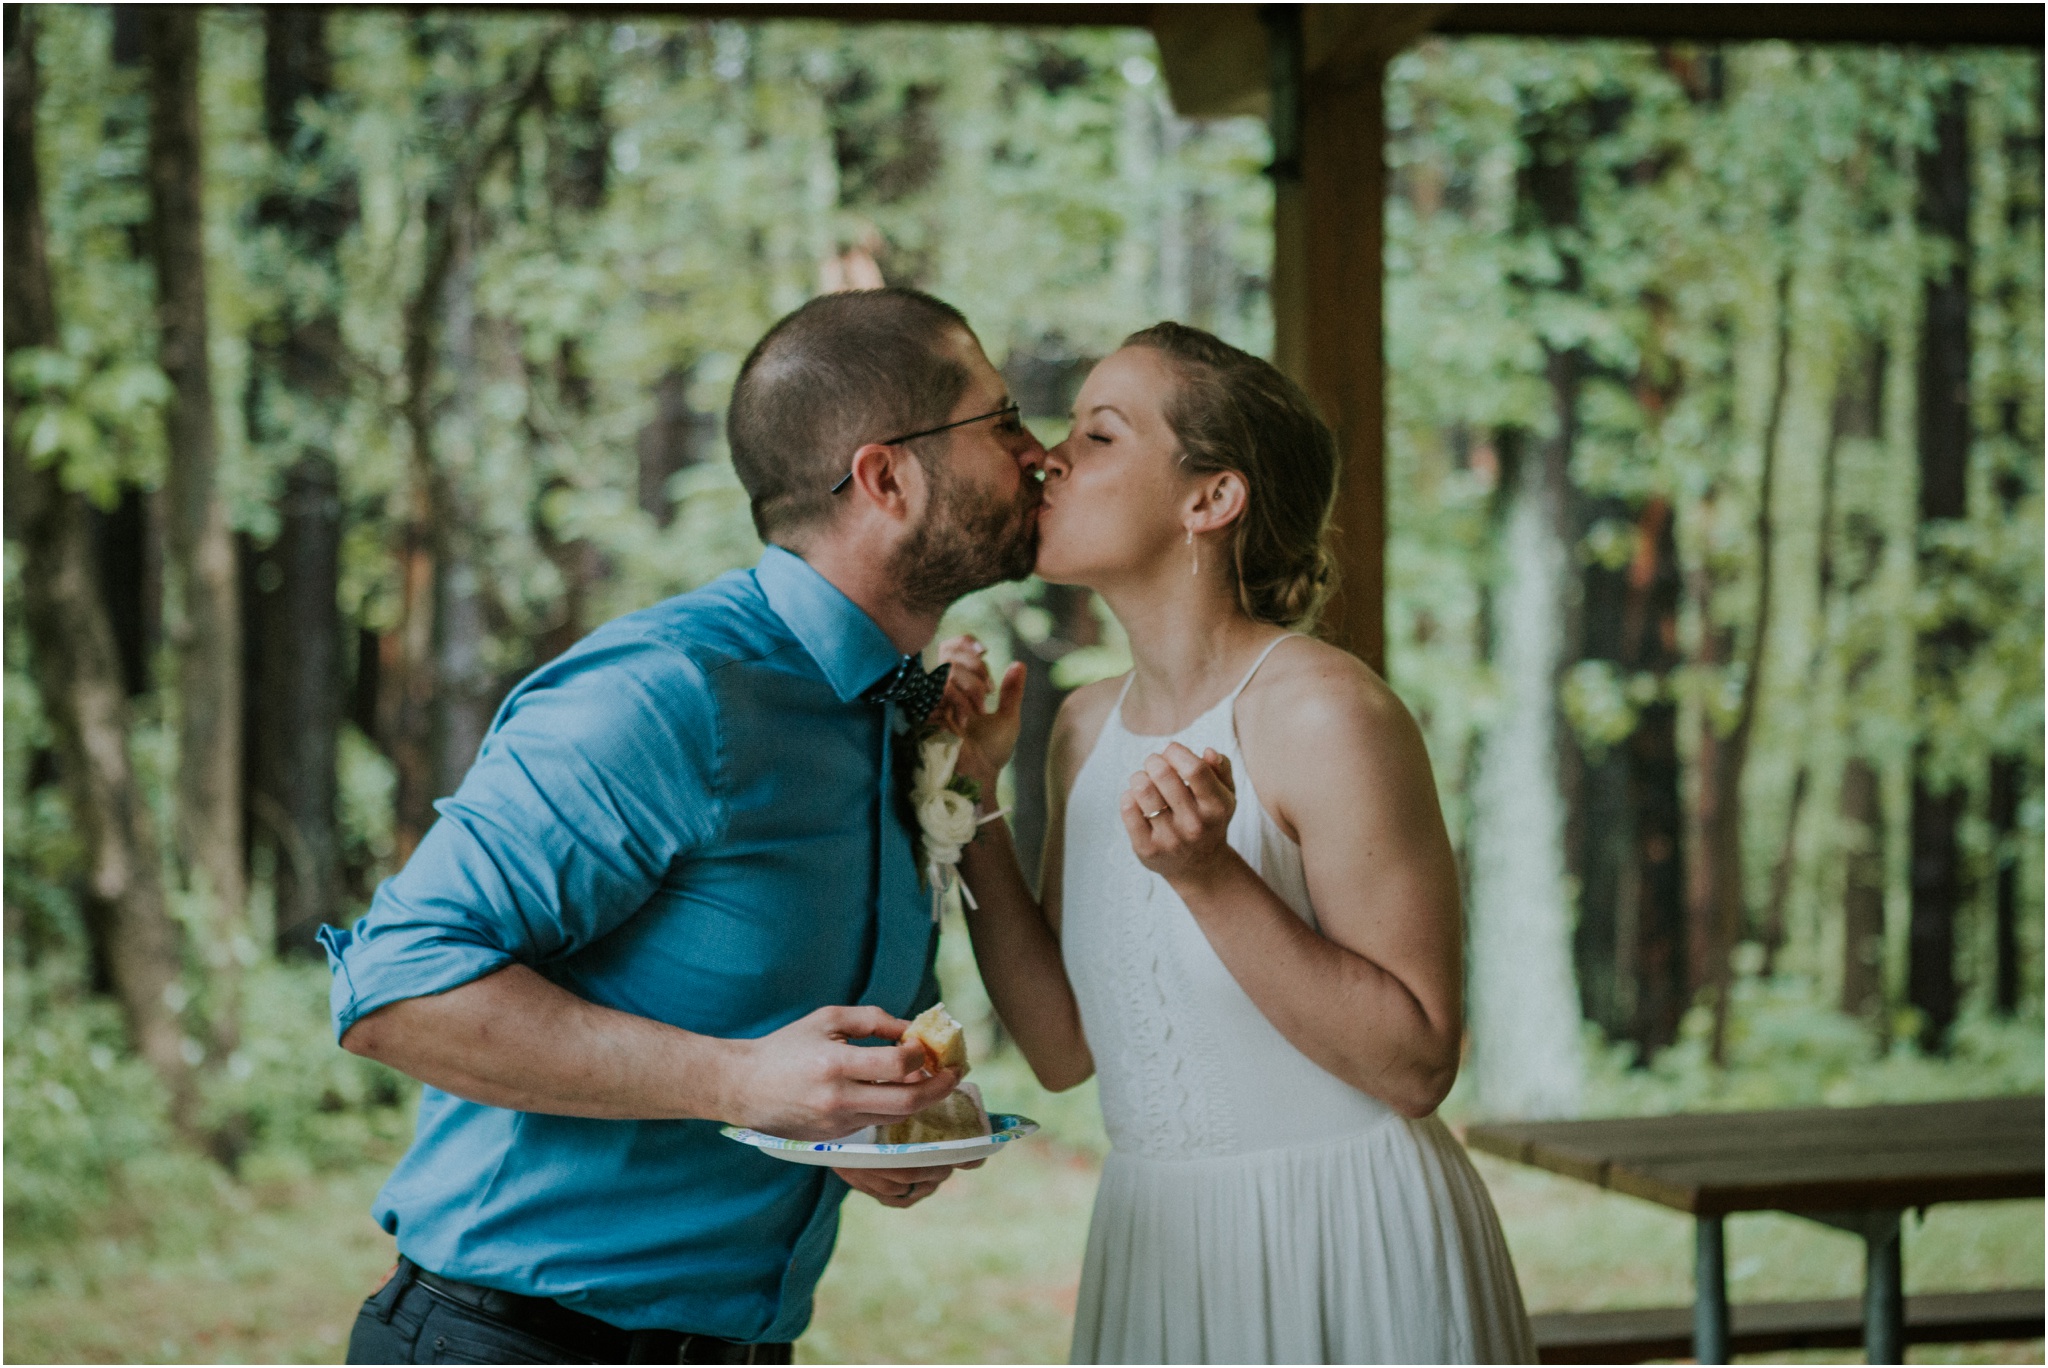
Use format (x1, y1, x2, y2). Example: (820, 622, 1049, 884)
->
(728, 288, 972, 542)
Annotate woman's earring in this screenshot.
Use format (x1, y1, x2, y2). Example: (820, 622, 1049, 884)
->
(1186, 526, 1197, 577)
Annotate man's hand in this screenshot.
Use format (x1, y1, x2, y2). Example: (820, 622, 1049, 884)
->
(723, 1005, 963, 1142)
(834, 1158, 985, 1209)
(934, 635, 1024, 795)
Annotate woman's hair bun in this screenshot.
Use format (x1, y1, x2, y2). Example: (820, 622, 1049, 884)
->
(1122, 322, 1339, 631)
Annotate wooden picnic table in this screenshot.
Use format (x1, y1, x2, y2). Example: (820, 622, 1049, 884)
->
(1465, 1096, 2044, 1364)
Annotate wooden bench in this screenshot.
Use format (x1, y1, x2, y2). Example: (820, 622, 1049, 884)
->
(1466, 1098, 2045, 1362)
(1531, 1287, 2044, 1363)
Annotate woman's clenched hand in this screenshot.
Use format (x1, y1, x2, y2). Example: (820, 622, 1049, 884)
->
(1120, 742, 1237, 885)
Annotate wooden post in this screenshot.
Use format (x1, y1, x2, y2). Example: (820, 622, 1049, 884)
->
(1262, 9, 1307, 380)
(1296, 57, 1387, 674)
(1165, 5, 1406, 673)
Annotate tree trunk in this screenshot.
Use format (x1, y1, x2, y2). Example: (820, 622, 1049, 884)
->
(1907, 80, 1973, 1055)
(247, 4, 349, 956)
(1907, 770, 1966, 1045)
(1466, 434, 1584, 1118)
(1703, 266, 1793, 1066)
(391, 175, 457, 860)
(429, 219, 497, 806)
(1619, 497, 1688, 1058)
(89, 486, 158, 698)
(635, 366, 712, 527)
(388, 28, 560, 856)
(1758, 340, 1866, 976)
(147, 7, 245, 1060)
(1987, 755, 2024, 1015)
(94, 9, 159, 703)
(1515, 97, 1605, 1073)
(5, 7, 200, 1135)
(1839, 755, 1888, 1029)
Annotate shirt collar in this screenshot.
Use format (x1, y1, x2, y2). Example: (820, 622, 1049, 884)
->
(755, 545, 906, 704)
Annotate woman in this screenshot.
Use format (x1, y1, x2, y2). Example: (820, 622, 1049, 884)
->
(935, 323, 1534, 1364)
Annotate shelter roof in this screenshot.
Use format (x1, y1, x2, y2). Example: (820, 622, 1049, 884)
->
(603, 5, 2041, 118)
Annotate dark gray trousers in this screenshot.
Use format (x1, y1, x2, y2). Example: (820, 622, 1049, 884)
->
(345, 1260, 794, 1365)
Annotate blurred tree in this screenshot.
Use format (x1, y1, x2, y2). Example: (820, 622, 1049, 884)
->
(146, 5, 245, 1068)
(89, 6, 158, 706)
(5, 6, 198, 1138)
(1385, 38, 2040, 1088)
(386, 18, 565, 857)
(244, 3, 352, 956)
(1908, 79, 1973, 1054)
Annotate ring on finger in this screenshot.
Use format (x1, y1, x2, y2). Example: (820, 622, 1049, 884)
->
(1142, 808, 1164, 819)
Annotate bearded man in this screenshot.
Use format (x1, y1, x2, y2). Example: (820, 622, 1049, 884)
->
(325, 288, 1044, 1365)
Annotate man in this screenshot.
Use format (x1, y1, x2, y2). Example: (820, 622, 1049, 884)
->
(325, 288, 1045, 1364)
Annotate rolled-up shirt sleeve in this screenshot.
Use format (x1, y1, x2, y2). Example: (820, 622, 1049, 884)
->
(321, 636, 723, 1039)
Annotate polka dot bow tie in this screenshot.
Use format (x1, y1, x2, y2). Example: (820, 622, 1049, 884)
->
(864, 656, 951, 725)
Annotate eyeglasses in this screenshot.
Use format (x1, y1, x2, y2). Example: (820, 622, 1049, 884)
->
(829, 402, 1023, 494)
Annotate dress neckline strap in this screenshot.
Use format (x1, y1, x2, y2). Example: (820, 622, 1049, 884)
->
(1107, 633, 1301, 740)
(1227, 633, 1302, 701)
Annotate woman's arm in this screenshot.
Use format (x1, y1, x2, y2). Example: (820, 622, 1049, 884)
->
(937, 642, 1107, 1092)
(1121, 644, 1462, 1118)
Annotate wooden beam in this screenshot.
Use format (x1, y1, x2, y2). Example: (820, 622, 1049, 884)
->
(1149, 3, 2041, 121)
(1434, 3, 2042, 47)
(580, 4, 1156, 27)
(1152, 5, 1268, 117)
(1296, 52, 1388, 673)
(1154, 3, 1445, 119)
(1303, 4, 1448, 71)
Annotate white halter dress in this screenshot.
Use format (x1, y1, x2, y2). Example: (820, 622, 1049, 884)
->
(1062, 636, 1535, 1365)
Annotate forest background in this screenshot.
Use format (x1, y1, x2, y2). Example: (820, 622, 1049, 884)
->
(3, 7, 2041, 1363)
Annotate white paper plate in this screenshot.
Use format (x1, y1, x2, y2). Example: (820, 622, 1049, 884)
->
(721, 1112, 1039, 1169)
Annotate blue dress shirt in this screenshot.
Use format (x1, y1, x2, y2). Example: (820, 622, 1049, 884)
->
(320, 546, 939, 1342)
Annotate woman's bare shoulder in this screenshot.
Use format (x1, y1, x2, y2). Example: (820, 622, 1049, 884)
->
(1238, 637, 1443, 853)
(1238, 637, 1421, 765)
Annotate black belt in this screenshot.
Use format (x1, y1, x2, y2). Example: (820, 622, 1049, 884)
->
(398, 1257, 791, 1365)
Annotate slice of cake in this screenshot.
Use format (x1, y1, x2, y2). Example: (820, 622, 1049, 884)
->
(879, 1082, 990, 1145)
(900, 1003, 969, 1078)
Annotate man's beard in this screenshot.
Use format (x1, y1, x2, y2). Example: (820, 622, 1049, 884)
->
(892, 466, 1040, 616)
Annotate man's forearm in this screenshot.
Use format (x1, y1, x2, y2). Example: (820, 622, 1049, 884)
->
(341, 963, 740, 1120)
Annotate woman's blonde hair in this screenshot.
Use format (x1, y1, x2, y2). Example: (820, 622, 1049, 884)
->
(1123, 322, 1339, 630)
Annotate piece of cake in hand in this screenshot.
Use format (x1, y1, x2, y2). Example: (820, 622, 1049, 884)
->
(879, 1082, 990, 1145)
(899, 1003, 969, 1078)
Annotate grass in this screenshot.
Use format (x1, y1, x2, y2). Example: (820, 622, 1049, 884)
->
(801, 1138, 1099, 1364)
(3, 1164, 395, 1365)
(8, 1046, 2038, 1365)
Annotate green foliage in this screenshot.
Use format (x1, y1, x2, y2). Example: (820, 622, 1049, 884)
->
(4, 954, 416, 1248)
(1386, 37, 2043, 1025)
(1441, 971, 2043, 1126)
(1581, 987, 2044, 1118)
(3, 968, 187, 1244)
(4, 344, 169, 509)
(199, 959, 419, 1169)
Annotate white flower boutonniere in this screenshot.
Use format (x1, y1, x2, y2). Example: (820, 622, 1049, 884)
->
(909, 728, 1000, 922)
